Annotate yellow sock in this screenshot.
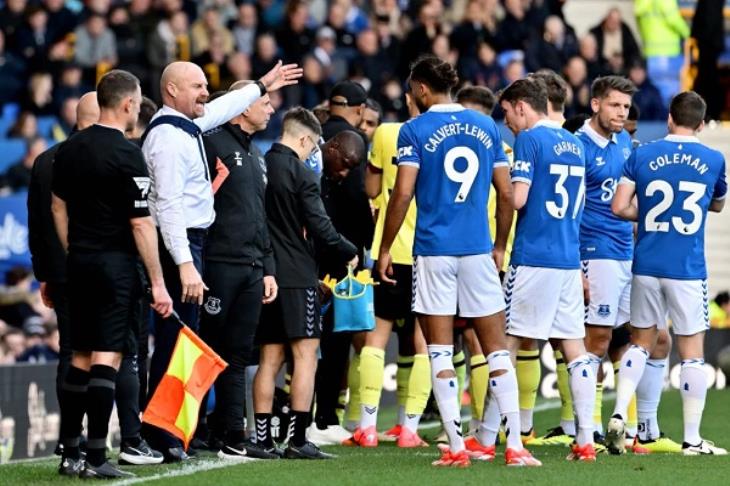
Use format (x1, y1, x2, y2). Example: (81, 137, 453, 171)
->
(345, 353, 361, 424)
(405, 354, 432, 415)
(555, 350, 575, 427)
(594, 382, 604, 432)
(396, 355, 413, 423)
(469, 354, 488, 420)
(517, 349, 541, 410)
(453, 350, 466, 406)
(359, 346, 385, 407)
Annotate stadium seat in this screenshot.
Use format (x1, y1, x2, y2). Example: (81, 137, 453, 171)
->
(36, 116, 59, 138)
(0, 139, 27, 173)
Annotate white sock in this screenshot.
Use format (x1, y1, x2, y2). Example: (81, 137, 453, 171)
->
(469, 418, 480, 435)
(680, 360, 707, 446)
(587, 353, 602, 378)
(520, 409, 533, 434)
(636, 358, 667, 441)
(403, 413, 421, 434)
(397, 405, 406, 426)
(568, 355, 596, 447)
(428, 344, 464, 452)
(612, 345, 649, 420)
(245, 365, 258, 439)
(477, 393, 500, 446)
(360, 403, 378, 429)
(561, 419, 576, 436)
(487, 351, 523, 451)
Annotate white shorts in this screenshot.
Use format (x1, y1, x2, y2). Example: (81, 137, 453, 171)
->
(504, 266, 584, 340)
(412, 254, 505, 318)
(582, 259, 632, 327)
(630, 275, 709, 336)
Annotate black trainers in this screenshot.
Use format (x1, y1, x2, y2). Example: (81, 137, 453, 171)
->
(80, 461, 135, 479)
(119, 439, 164, 465)
(218, 440, 281, 460)
(58, 457, 84, 476)
(284, 441, 335, 460)
(594, 431, 607, 445)
(162, 447, 192, 463)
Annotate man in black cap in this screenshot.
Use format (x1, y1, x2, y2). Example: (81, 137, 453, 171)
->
(309, 81, 375, 445)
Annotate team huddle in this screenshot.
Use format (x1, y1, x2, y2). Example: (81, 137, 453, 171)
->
(341, 56, 727, 467)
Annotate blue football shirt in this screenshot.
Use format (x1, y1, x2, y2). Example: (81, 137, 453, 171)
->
(576, 120, 635, 261)
(621, 134, 727, 280)
(510, 120, 586, 269)
(397, 104, 508, 256)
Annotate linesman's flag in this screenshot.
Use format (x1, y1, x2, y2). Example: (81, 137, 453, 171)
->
(142, 319, 227, 448)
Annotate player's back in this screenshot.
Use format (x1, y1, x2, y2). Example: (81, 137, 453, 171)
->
(625, 135, 727, 279)
(576, 124, 634, 261)
(397, 104, 508, 256)
(511, 121, 585, 269)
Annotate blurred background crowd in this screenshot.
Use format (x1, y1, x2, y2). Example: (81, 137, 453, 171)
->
(0, 0, 729, 360)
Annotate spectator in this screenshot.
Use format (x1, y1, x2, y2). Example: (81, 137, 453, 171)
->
(501, 57, 526, 88)
(400, 1, 443, 79)
(340, 0, 370, 35)
(276, 0, 315, 64)
(589, 7, 641, 74)
(52, 96, 78, 142)
(354, 28, 395, 95)
(190, 6, 235, 57)
(627, 60, 667, 121)
(431, 33, 457, 66)
(147, 10, 191, 101)
(378, 77, 407, 121)
(578, 33, 607, 82)
(73, 13, 118, 70)
(710, 291, 730, 328)
(299, 55, 330, 109)
(311, 26, 348, 82)
(0, 0, 28, 52)
(9, 111, 39, 140)
(42, 0, 79, 44)
(193, 31, 230, 92)
(0, 328, 25, 364)
(526, 15, 578, 74)
(497, 0, 531, 51)
(372, 12, 400, 78)
(0, 30, 27, 107)
(251, 33, 279, 80)
(22, 72, 54, 116)
(232, 2, 258, 56)
(0, 267, 42, 329)
(52, 63, 88, 112)
(563, 55, 590, 116)
(108, 5, 148, 86)
(225, 52, 252, 87)
(325, 0, 357, 51)
(451, 0, 498, 68)
(463, 41, 502, 91)
(15, 6, 52, 69)
(18, 322, 60, 363)
(6, 137, 47, 191)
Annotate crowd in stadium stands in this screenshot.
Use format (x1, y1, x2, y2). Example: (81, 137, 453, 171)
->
(0, 0, 677, 187)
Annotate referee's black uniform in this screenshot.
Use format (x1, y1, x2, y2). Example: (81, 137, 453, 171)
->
(199, 122, 274, 447)
(52, 125, 150, 469)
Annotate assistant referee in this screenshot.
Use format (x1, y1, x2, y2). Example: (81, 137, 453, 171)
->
(51, 70, 173, 479)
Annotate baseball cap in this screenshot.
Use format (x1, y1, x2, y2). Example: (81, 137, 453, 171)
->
(329, 81, 367, 107)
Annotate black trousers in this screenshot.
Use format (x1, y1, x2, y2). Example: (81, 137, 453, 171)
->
(314, 308, 353, 427)
(199, 261, 263, 439)
(144, 228, 206, 449)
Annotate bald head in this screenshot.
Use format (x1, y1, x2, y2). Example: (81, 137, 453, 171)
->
(76, 92, 100, 130)
(160, 61, 210, 118)
(322, 130, 366, 182)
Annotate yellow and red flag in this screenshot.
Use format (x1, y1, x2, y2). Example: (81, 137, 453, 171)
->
(142, 325, 227, 448)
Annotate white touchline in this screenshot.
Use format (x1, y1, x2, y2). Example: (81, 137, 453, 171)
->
(109, 458, 257, 486)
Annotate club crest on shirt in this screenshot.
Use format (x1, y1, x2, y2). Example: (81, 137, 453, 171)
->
(623, 147, 632, 160)
(597, 304, 611, 318)
(234, 151, 243, 166)
(595, 156, 606, 166)
(204, 296, 222, 315)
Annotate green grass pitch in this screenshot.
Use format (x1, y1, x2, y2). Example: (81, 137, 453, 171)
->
(3, 390, 730, 485)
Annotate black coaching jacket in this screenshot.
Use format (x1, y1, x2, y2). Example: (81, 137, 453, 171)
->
(264, 143, 357, 288)
(202, 122, 275, 275)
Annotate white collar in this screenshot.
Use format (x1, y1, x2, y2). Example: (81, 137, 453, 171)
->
(155, 104, 194, 121)
(665, 134, 700, 143)
(428, 103, 465, 113)
(532, 119, 562, 129)
(579, 119, 617, 148)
